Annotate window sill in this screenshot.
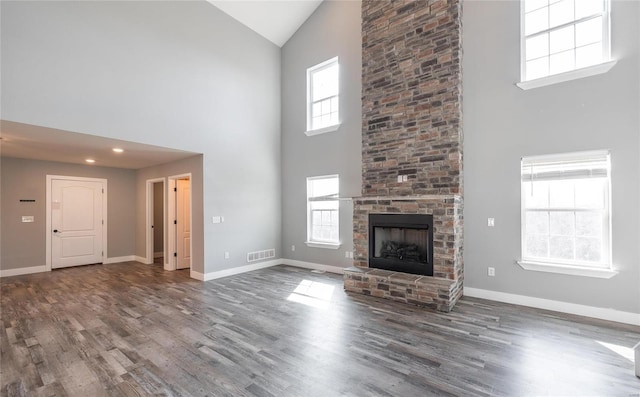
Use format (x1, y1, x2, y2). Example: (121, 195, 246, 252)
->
(305, 241, 341, 250)
(516, 60, 617, 91)
(304, 123, 340, 137)
(517, 260, 618, 279)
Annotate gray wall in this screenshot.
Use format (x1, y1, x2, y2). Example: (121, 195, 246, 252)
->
(463, 0, 640, 313)
(153, 182, 163, 253)
(136, 156, 204, 272)
(1, 1, 282, 275)
(281, 0, 362, 266)
(0, 157, 136, 270)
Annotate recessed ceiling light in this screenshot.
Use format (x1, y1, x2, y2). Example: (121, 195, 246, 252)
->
(112, 148, 124, 153)
(85, 159, 96, 163)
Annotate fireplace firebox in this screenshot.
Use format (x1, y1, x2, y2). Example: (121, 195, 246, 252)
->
(368, 213, 434, 276)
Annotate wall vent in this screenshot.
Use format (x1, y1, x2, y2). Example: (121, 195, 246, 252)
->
(247, 249, 275, 263)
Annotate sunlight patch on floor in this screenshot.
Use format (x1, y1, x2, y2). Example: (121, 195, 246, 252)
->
(287, 279, 335, 309)
(596, 341, 635, 363)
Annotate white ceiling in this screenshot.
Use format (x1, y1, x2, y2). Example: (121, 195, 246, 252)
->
(207, 0, 323, 47)
(0, 121, 198, 170)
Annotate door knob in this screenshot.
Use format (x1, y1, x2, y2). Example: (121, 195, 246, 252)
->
(53, 229, 59, 233)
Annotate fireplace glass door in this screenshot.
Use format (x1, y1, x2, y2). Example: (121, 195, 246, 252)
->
(368, 213, 433, 276)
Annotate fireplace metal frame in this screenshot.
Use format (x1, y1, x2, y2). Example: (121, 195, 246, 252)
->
(368, 213, 434, 276)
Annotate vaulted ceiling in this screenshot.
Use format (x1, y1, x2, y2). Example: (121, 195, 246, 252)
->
(207, 0, 323, 47)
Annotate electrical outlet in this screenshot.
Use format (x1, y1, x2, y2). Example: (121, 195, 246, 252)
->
(224, 251, 230, 259)
(487, 218, 495, 227)
(291, 245, 295, 252)
(488, 267, 495, 277)
(345, 251, 349, 258)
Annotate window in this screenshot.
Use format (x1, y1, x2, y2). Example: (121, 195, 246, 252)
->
(519, 151, 615, 277)
(519, 0, 615, 89)
(306, 57, 339, 136)
(306, 175, 340, 248)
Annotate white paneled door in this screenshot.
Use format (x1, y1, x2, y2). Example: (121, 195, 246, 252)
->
(51, 178, 104, 269)
(176, 178, 191, 270)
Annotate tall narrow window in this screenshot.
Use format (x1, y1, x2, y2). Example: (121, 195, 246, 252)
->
(306, 175, 340, 247)
(520, 150, 612, 271)
(521, 0, 612, 84)
(306, 57, 339, 136)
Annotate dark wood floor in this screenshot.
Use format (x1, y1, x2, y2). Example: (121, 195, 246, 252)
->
(1, 262, 639, 396)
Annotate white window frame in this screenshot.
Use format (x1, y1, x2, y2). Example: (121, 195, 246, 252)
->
(305, 57, 340, 136)
(305, 175, 341, 249)
(517, 150, 617, 278)
(517, 0, 617, 90)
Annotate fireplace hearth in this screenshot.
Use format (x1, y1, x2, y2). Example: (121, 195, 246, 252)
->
(369, 213, 433, 276)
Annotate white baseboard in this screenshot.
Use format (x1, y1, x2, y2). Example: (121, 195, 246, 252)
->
(103, 255, 136, 264)
(192, 259, 281, 281)
(464, 287, 640, 326)
(164, 262, 176, 271)
(188, 258, 344, 282)
(281, 259, 345, 275)
(0, 265, 47, 278)
(190, 270, 205, 280)
(0, 258, 345, 280)
(154, 251, 164, 258)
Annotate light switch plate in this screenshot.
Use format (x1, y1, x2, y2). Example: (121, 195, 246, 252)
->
(22, 216, 34, 223)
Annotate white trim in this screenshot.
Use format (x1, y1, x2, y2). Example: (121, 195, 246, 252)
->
(281, 259, 344, 275)
(304, 241, 341, 250)
(304, 123, 341, 137)
(520, 151, 612, 273)
(134, 255, 147, 263)
(188, 259, 345, 281)
(307, 174, 340, 246)
(167, 173, 192, 272)
(103, 255, 135, 264)
(516, 60, 617, 90)
(517, 260, 618, 278)
(464, 287, 640, 326)
(519, 0, 612, 87)
(307, 56, 339, 133)
(146, 178, 165, 265)
(0, 265, 47, 278)
(521, 149, 610, 165)
(46, 175, 108, 271)
(192, 259, 281, 281)
(190, 270, 206, 281)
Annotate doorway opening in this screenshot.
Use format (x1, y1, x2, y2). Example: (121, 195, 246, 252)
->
(168, 174, 192, 271)
(146, 178, 166, 267)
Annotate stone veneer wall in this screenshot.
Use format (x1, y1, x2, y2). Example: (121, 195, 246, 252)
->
(361, 0, 463, 196)
(348, 0, 464, 312)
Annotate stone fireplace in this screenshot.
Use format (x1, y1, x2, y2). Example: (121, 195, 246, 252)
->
(344, 0, 463, 312)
